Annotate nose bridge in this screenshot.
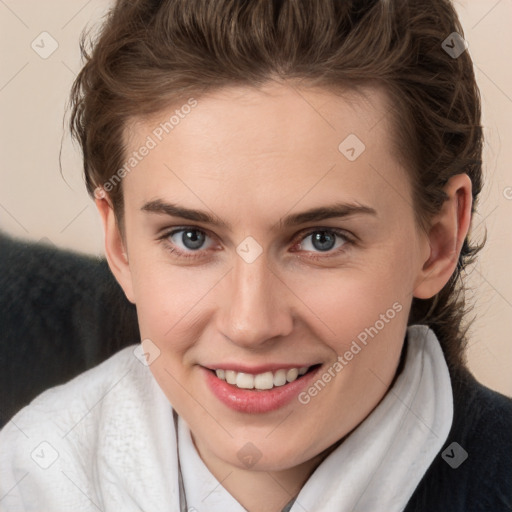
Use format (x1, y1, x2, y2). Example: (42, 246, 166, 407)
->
(219, 254, 292, 347)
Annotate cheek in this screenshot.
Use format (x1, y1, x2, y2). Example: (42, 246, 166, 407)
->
(130, 263, 213, 413)
(285, 252, 413, 380)
(289, 265, 407, 336)
(130, 260, 200, 342)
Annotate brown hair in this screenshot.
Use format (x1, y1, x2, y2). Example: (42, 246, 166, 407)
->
(69, 0, 484, 373)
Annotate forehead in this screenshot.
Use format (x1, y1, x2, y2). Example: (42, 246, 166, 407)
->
(121, 82, 411, 224)
(126, 81, 393, 155)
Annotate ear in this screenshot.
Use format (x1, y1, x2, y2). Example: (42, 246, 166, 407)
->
(413, 173, 473, 299)
(95, 194, 136, 304)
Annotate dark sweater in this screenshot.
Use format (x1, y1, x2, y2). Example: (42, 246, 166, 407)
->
(404, 366, 512, 511)
(0, 232, 138, 427)
(1, 232, 511, 510)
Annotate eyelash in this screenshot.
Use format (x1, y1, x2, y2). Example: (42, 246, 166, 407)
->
(159, 226, 354, 261)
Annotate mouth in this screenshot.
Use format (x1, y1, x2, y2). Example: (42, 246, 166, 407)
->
(209, 365, 321, 391)
(202, 364, 323, 413)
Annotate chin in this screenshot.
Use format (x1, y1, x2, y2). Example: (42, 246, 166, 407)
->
(224, 442, 315, 472)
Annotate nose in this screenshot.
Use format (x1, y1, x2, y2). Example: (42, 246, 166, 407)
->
(217, 253, 294, 349)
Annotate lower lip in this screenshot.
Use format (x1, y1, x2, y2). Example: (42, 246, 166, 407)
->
(202, 366, 322, 414)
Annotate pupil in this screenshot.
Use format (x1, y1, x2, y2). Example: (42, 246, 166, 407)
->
(312, 231, 335, 251)
(182, 230, 205, 250)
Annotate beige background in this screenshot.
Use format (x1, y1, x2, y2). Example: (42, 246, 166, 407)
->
(1, 1, 511, 396)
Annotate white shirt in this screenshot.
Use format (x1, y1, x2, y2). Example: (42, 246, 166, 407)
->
(0, 325, 452, 512)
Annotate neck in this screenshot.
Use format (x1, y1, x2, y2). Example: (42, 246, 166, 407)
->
(188, 341, 409, 511)
(192, 434, 344, 512)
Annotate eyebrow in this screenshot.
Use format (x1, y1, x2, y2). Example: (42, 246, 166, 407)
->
(141, 199, 377, 230)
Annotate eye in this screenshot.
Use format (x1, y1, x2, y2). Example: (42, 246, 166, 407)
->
(164, 227, 215, 257)
(160, 226, 353, 261)
(292, 229, 351, 256)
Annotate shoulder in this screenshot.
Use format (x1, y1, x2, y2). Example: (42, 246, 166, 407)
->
(449, 368, 512, 474)
(0, 233, 139, 428)
(405, 367, 512, 512)
(2, 345, 145, 436)
(0, 345, 157, 509)
(452, 370, 512, 507)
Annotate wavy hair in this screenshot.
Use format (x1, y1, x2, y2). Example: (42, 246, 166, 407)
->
(69, 0, 484, 372)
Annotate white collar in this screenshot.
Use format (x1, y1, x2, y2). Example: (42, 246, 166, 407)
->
(177, 325, 453, 512)
(0, 325, 452, 512)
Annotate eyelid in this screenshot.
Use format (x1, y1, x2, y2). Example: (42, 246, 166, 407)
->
(292, 226, 355, 244)
(289, 227, 354, 260)
(159, 225, 218, 259)
(159, 225, 354, 260)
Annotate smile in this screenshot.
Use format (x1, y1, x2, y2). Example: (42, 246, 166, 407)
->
(214, 366, 310, 390)
(203, 364, 322, 413)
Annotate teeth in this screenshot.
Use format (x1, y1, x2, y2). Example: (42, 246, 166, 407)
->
(254, 372, 274, 390)
(236, 372, 254, 389)
(286, 368, 299, 382)
(273, 369, 287, 387)
(214, 366, 312, 390)
(225, 370, 237, 385)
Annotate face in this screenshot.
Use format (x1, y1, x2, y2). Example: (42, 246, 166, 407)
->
(103, 82, 434, 473)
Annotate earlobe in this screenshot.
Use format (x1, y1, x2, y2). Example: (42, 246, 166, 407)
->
(95, 195, 136, 304)
(413, 174, 472, 300)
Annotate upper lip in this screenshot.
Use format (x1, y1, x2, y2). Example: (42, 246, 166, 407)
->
(202, 363, 319, 374)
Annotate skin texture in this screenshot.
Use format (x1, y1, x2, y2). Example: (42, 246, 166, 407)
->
(96, 81, 472, 512)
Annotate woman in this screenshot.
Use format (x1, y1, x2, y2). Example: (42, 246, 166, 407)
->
(1, 0, 510, 511)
